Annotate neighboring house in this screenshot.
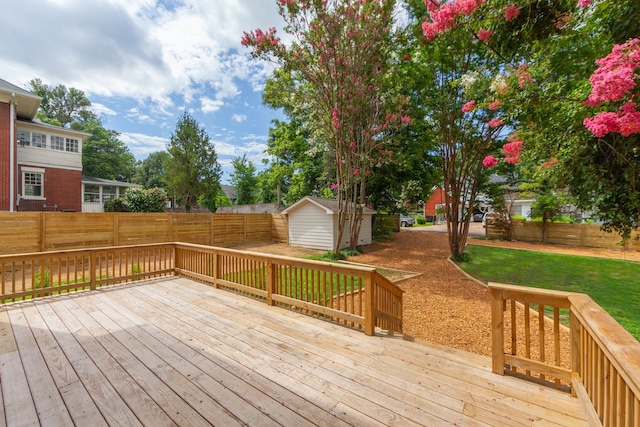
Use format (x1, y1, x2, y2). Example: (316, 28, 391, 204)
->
(281, 196, 376, 250)
(221, 185, 237, 205)
(423, 187, 446, 223)
(0, 78, 91, 212)
(82, 176, 140, 212)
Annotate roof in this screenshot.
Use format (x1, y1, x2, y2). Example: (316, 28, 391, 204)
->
(0, 78, 41, 119)
(82, 175, 140, 187)
(221, 185, 237, 200)
(282, 196, 376, 215)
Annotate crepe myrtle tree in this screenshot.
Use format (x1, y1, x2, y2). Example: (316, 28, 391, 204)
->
(412, 0, 640, 256)
(242, 0, 409, 253)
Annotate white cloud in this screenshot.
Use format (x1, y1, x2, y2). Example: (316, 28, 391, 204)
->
(232, 114, 247, 123)
(120, 132, 168, 159)
(201, 97, 225, 113)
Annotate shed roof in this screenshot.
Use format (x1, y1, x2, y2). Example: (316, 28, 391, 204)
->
(282, 196, 376, 215)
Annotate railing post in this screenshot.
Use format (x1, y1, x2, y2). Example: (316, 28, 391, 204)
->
(490, 285, 505, 375)
(213, 251, 220, 289)
(570, 306, 581, 397)
(267, 260, 276, 306)
(89, 252, 96, 291)
(364, 271, 375, 336)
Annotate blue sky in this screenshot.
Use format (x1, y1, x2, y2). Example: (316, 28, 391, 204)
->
(0, 0, 287, 183)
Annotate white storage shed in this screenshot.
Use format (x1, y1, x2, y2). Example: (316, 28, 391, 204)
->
(282, 196, 376, 250)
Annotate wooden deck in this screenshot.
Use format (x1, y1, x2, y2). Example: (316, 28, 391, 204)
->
(0, 277, 588, 426)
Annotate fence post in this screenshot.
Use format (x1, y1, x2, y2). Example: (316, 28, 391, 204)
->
(364, 271, 375, 336)
(490, 285, 505, 375)
(39, 212, 46, 252)
(113, 213, 120, 246)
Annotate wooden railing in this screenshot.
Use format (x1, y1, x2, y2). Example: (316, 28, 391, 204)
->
(174, 243, 403, 335)
(0, 243, 403, 336)
(0, 243, 175, 303)
(490, 282, 640, 426)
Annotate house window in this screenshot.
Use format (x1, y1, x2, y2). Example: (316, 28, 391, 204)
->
(17, 130, 30, 146)
(102, 186, 116, 202)
(31, 132, 47, 148)
(51, 135, 65, 151)
(65, 138, 79, 152)
(83, 184, 100, 202)
(22, 168, 45, 199)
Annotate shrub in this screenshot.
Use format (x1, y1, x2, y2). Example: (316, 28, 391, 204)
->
(104, 197, 128, 212)
(123, 187, 168, 212)
(416, 214, 427, 225)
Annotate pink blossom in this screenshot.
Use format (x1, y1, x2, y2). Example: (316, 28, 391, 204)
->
(578, 0, 593, 8)
(478, 29, 494, 43)
(541, 157, 558, 168)
(488, 100, 501, 110)
(487, 118, 504, 128)
(462, 100, 476, 113)
(483, 155, 498, 168)
(502, 140, 522, 164)
(332, 107, 341, 129)
(505, 6, 520, 20)
(401, 115, 412, 124)
(349, 141, 356, 148)
(403, 54, 411, 61)
(585, 39, 639, 106)
(354, 169, 360, 176)
(518, 64, 534, 88)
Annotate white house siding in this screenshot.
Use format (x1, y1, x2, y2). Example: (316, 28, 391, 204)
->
(17, 146, 82, 171)
(338, 215, 373, 248)
(288, 203, 334, 250)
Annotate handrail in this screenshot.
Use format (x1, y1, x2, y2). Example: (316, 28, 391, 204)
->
(0, 242, 403, 338)
(489, 282, 640, 427)
(173, 242, 403, 336)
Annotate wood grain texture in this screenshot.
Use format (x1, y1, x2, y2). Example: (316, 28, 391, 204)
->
(1, 277, 589, 426)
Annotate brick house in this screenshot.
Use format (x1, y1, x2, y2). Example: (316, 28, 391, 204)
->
(423, 187, 446, 222)
(0, 78, 91, 212)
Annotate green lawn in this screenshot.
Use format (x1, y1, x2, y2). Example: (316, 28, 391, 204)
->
(459, 245, 640, 341)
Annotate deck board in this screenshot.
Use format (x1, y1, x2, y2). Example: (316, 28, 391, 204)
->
(0, 277, 589, 426)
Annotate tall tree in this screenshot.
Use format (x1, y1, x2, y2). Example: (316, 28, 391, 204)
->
(135, 151, 169, 188)
(242, 0, 407, 252)
(81, 117, 136, 181)
(164, 112, 221, 212)
(28, 78, 93, 127)
(230, 154, 258, 205)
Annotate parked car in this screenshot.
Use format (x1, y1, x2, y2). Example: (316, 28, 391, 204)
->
(472, 213, 484, 222)
(400, 215, 415, 227)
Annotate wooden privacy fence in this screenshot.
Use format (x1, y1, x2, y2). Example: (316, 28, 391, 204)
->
(490, 282, 640, 427)
(486, 220, 640, 252)
(0, 212, 288, 255)
(0, 242, 403, 336)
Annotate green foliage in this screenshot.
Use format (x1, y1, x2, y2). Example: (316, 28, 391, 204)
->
(230, 154, 258, 205)
(28, 78, 92, 127)
(122, 187, 168, 212)
(33, 268, 51, 290)
(308, 247, 361, 262)
(164, 112, 222, 213)
(372, 215, 395, 241)
(198, 190, 232, 212)
(135, 151, 169, 188)
(416, 215, 427, 225)
(81, 118, 136, 181)
(460, 245, 640, 340)
(103, 198, 128, 212)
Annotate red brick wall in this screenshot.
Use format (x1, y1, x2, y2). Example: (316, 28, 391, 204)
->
(423, 187, 446, 217)
(0, 102, 12, 211)
(18, 166, 82, 212)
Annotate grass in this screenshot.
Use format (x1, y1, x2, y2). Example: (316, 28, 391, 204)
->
(459, 245, 640, 340)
